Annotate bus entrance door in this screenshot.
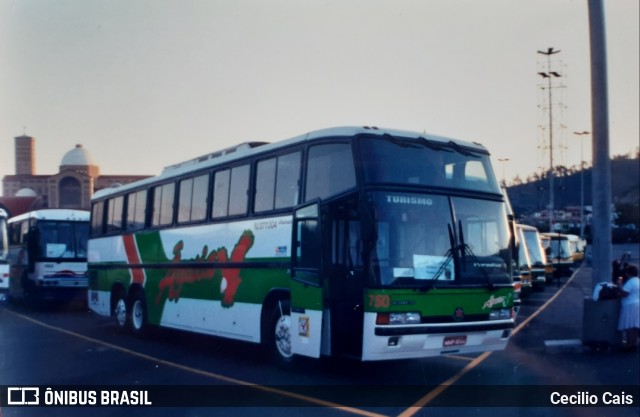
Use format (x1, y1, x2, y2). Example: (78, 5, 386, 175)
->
(290, 202, 324, 358)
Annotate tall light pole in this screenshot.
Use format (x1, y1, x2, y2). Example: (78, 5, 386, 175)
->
(573, 131, 590, 238)
(588, 0, 612, 288)
(497, 158, 510, 187)
(538, 47, 562, 232)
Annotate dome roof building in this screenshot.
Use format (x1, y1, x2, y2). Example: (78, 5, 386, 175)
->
(15, 188, 38, 197)
(59, 144, 99, 177)
(2, 136, 151, 214)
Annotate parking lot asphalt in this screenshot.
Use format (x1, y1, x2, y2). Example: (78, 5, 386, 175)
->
(522, 246, 639, 388)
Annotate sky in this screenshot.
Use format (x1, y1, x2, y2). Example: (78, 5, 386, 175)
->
(1, 0, 638, 194)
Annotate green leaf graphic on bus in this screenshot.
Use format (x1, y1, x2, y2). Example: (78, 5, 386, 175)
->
(156, 230, 255, 307)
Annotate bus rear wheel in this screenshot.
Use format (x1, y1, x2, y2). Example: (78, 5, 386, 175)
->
(112, 290, 128, 331)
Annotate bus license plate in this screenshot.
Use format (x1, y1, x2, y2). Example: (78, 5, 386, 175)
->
(443, 335, 467, 347)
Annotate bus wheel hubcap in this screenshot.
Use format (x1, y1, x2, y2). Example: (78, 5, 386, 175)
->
(132, 301, 143, 330)
(115, 299, 127, 327)
(274, 315, 292, 358)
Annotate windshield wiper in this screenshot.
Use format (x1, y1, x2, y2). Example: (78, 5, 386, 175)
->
(416, 136, 451, 152)
(425, 224, 458, 290)
(382, 133, 421, 149)
(383, 133, 456, 154)
(447, 141, 481, 158)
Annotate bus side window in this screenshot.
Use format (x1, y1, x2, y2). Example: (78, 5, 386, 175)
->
(178, 174, 209, 224)
(91, 202, 104, 236)
(275, 151, 301, 209)
(106, 196, 124, 233)
(298, 219, 320, 268)
(126, 189, 147, 232)
(254, 158, 277, 212)
(212, 165, 249, 219)
(151, 183, 175, 227)
(212, 169, 230, 218)
(229, 165, 250, 216)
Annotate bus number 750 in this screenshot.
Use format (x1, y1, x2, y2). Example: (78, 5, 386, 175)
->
(368, 294, 390, 308)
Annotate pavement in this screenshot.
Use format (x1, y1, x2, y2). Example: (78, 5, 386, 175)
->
(520, 244, 640, 388)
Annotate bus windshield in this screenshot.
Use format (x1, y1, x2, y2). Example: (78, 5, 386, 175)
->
(34, 221, 89, 260)
(359, 135, 501, 193)
(368, 191, 511, 287)
(522, 228, 547, 267)
(547, 236, 572, 261)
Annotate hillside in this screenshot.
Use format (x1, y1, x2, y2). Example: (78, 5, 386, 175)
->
(506, 155, 639, 229)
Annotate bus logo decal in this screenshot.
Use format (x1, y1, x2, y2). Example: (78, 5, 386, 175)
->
(482, 294, 512, 310)
(453, 307, 464, 322)
(156, 230, 254, 307)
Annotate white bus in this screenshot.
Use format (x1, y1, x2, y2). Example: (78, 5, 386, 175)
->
(0, 208, 9, 295)
(88, 126, 515, 363)
(566, 234, 587, 265)
(517, 224, 549, 290)
(8, 209, 90, 305)
(541, 232, 574, 278)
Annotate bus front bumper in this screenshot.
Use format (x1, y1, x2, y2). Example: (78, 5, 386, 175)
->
(361, 313, 514, 361)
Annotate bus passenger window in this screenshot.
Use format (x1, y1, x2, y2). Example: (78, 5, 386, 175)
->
(178, 178, 194, 223)
(254, 158, 277, 212)
(229, 165, 250, 216)
(126, 190, 147, 232)
(91, 202, 104, 236)
(275, 152, 301, 209)
(106, 196, 124, 233)
(178, 174, 209, 223)
(191, 175, 209, 221)
(151, 183, 175, 227)
(212, 169, 230, 218)
(212, 165, 249, 218)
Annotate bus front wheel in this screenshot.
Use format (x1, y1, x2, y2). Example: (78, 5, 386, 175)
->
(268, 300, 294, 364)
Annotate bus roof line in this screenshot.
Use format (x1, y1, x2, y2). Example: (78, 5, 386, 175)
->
(92, 126, 488, 200)
(7, 209, 90, 223)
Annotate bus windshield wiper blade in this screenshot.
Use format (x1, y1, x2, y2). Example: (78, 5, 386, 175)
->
(426, 223, 458, 290)
(447, 141, 481, 158)
(382, 133, 421, 149)
(416, 136, 451, 152)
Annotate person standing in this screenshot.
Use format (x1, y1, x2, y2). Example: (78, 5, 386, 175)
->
(617, 264, 640, 351)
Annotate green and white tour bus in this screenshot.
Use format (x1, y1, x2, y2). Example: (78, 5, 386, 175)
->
(88, 126, 515, 362)
(8, 209, 90, 304)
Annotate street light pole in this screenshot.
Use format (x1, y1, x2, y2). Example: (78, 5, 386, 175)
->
(497, 158, 510, 186)
(588, 0, 612, 288)
(573, 131, 590, 239)
(538, 47, 562, 232)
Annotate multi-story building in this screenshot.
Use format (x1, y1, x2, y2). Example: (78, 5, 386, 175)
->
(1, 135, 150, 216)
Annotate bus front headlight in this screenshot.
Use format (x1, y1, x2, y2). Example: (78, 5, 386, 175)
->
(489, 308, 511, 320)
(382, 312, 421, 325)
